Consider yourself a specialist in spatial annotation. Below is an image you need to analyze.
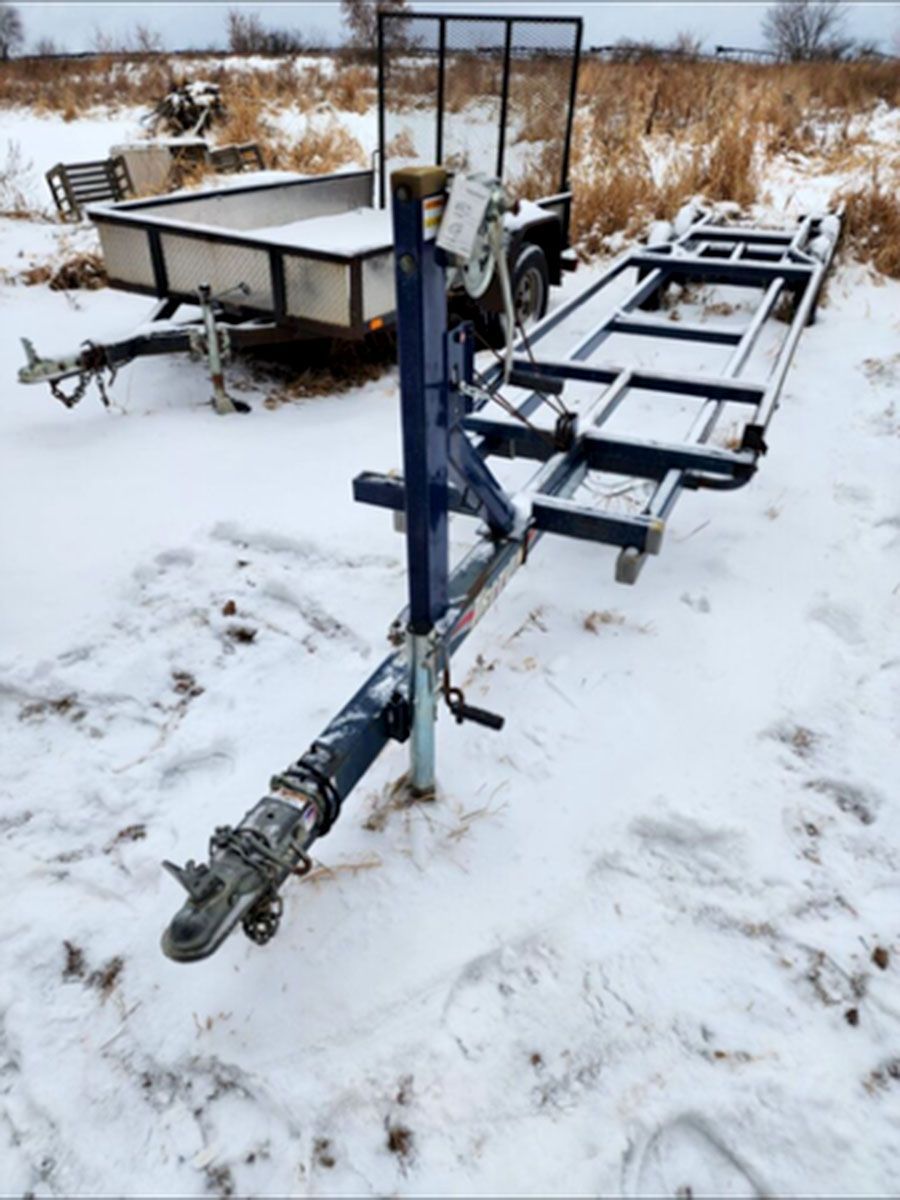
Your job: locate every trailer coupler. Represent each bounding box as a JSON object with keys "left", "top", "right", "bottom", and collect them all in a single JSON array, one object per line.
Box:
[
  {"left": 19, "top": 337, "right": 118, "bottom": 407},
  {"left": 162, "top": 753, "right": 341, "bottom": 961}
]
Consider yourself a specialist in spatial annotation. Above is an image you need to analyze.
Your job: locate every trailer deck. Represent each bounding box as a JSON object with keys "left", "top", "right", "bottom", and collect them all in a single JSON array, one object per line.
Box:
[{"left": 89, "top": 170, "right": 398, "bottom": 337}]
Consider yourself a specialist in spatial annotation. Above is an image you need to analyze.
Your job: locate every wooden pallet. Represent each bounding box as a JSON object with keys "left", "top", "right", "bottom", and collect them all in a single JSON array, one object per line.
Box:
[
  {"left": 208, "top": 143, "right": 265, "bottom": 174},
  {"left": 46, "top": 156, "right": 133, "bottom": 220}
]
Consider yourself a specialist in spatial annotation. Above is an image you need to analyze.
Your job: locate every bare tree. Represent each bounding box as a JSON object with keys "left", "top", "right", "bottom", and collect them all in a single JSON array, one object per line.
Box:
[
  {"left": 133, "top": 24, "right": 164, "bottom": 54},
  {"left": 264, "top": 27, "right": 306, "bottom": 54},
  {"left": 671, "top": 30, "right": 704, "bottom": 59},
  {"left": 762, "top": 0, "right": 853, "bottom": 61},
  {"left": 226, "top": 9, "right": 304, "bottom": 54},
  {"left": 340, "top": 0, "right": 408, "bottom": 51},
  {"left": 0, "top": 4, "right": 24, "bottom": 60},
  {"left": 608, "top": 38, "right": 664, "bottom": 64},
  {"left": 227, "top": 9, "right": 266, "bottom": 52},
  {"left": 91, "top": 27, "right": 119, "bottom": 53},
  {"left": 34, "top": 35, "right": 62, "bottom": 57}
]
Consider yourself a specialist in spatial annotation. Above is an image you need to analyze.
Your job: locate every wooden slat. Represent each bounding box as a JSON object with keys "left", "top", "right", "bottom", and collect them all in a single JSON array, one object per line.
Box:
[
  {"left": 65, "top": 159, "right": 111, "bottom": 171},
  {"left": 71, "top": 189, "right": 119, "bottom": 201}
]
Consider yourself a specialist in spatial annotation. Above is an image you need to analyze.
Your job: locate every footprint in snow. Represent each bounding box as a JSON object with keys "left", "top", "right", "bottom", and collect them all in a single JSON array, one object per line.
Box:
[
  {"left": 629, "top": 810, "right": 745, "bottom": 885},
  {"left": 441, "top": 939, "right": 559, "bottom": 1062},
  {"left": 807, "top": 601, "right": 865, "bottom": 647},
  {"left": 832, "top": 481, "right": 873, "bottom": 508},
  {"left": 872, "top": 515, "right": 900, "bottom": 551},
  {"left": 154, "top": 547, "right": 196, "bottom": 570},
  {"left": 804, "top": 778, "right": 881, "bottom": 826},
  {"left": 158, "top": 744, "right": 234, "bottom": 790},
  {"left": 680, "top": 592, "right": 711, "bottom": 614},
  {"left": 627, "top": 1113, "right": 769, "bottom": 1198}
]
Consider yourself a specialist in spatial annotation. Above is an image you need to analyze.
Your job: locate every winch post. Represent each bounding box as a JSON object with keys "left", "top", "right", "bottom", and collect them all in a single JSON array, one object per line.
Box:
[{"left": 392, "top": 166, "right": 451, "bottom": 796}]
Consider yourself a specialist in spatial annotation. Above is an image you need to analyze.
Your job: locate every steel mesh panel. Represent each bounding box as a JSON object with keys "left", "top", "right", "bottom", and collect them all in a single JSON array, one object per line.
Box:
[
  {"left": 380, "top": 14, "right": 579, "bottom": 201},
  {"left": 505, "top": 20, "right": 580, "bottom": 196},
  {"left": 443, "top": 19, "right": 505, "bottom": 176},
  {"left": 95, "top": 221, "right": 156, "bottom": 289},
  {"left": 283, "top": 254, "right": 351, "bottom": 326},
  {"left": 160, "top": 233, "right": 273, "bottom": 310}
]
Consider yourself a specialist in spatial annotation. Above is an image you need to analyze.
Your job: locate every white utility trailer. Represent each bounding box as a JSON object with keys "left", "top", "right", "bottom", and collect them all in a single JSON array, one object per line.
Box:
[{"left": 19, "top": 12, "right": 583, "bottom": 408}]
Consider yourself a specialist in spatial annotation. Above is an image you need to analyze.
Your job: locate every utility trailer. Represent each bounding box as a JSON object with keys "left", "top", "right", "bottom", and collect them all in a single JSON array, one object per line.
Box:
[
  {"left": 159, "top": 166, "right": 841, "bottom": 963},
  {"left": 19, "top": 12, "right": 582, "bottom": 411}
]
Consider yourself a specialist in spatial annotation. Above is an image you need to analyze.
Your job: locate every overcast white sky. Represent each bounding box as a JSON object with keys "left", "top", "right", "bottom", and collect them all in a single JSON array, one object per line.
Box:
[{"left": 15, "top": 1, "right": 900, "bottom": 54}]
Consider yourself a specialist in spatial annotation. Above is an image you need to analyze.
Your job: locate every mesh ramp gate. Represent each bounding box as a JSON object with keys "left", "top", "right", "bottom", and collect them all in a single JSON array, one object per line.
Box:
[{"left": 377, "top": 12, "right": 582, "bottom": 207}]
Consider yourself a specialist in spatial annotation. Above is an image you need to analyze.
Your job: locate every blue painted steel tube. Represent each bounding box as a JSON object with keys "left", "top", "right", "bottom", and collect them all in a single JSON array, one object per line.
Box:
[
  {"left": 392, "top": 170, "right": 450, "bottom": 634},
  {"left": 391, "top": 168, "right": 453, "bottom": 790}
]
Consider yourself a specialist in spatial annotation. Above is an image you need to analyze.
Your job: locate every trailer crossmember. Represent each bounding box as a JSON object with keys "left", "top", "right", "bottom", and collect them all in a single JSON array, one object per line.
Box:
[{"left": 160, "top": 168, "right": 839, "bottom": 963}]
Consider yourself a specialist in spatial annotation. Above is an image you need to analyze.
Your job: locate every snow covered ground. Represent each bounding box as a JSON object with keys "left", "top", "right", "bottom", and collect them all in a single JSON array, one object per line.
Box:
[{"left": 0, "top": 94, "right": 899, "bottom": 1199}]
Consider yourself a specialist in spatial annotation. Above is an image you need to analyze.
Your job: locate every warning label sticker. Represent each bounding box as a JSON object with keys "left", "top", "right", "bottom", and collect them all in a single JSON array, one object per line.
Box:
[
  {"left": 436, "top": 174, "right": 493, "bottom": 259},
  {"left": 423, "top": 194, "right": 445, "bottom": 241}
]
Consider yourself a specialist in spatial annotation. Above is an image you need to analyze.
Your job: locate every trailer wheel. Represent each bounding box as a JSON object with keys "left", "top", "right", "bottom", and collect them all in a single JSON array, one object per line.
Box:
[
  {"left": 512, "top": 243, "right": 549, "bottom": 327},
  {"left": 477, "top": 243, "right": 550, "bottom": 345}
]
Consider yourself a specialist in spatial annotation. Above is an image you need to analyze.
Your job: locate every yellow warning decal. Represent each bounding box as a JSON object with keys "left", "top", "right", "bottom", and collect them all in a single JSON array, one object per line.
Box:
[{"left": 423, "top": 195, "right": 445, "bottom": 241}]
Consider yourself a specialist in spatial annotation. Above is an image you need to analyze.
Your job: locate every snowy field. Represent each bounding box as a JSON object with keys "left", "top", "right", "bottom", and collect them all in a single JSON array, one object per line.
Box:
[{"left": 1, "top": 92, "right": 899, "bottom": 1198}]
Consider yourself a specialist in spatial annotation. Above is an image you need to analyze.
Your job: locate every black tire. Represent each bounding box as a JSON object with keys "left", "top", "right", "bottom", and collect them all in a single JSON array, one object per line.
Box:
[
  {"left": 477, "top": 242, "right": 550, "bottom": 346},
  {"left": 511, "top": 243, "right": 550, "bottom": 327}
]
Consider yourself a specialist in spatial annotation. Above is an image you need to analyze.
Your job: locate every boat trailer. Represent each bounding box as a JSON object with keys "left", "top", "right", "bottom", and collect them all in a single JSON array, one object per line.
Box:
[{"left": 161, "top": 165, "right": 840, "bottom": 962}]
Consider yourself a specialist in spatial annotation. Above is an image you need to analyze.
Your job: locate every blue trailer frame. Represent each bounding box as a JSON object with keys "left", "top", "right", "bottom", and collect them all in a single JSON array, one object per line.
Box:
[{"left": 161, "top": 167, "right": 839, "bottom": 963}]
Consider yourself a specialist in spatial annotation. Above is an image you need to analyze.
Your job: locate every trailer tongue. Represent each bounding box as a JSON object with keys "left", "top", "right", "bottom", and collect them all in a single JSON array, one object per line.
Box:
[{"left": 161, "top": 165, "right": 840, "bottom": 963}]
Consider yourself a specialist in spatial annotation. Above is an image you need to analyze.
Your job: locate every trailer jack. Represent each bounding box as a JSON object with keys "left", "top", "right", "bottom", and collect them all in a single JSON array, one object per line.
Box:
[{"left": 162, "top": 166, "right": 840, "bottom": 963}]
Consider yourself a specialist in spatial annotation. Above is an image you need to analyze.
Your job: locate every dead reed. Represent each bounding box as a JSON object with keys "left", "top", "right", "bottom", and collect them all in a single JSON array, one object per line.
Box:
[
  {"left": 838, "top": 171, "right": 900, "bottom": 278},
  {"left": 20, "top": 251, "right": 108, "bottom": 289},
  {"left": 0, "top": 50, "right": 897, "bottom": 275}
]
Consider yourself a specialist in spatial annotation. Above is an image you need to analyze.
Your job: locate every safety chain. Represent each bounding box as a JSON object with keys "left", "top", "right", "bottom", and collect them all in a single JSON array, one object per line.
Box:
[
  {"left": 49, "top": 342, "right": 116, "bottom": 409},
  {"left": 208, "top": 824, "right": 312, "bottom": 945},
  {"left": 209, "top": 824, "right": 312, "bottom": 881}
]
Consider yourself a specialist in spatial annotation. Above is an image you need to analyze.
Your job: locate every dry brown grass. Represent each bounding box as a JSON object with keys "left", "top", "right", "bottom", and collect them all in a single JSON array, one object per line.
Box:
[
  {"left": 254, "top": 329, "right": 397, "bottom": 408},
  {"left": 0, "top": 139, "right": 38, "bottom": 217},
  {"left": 216, "top": 75, "right": 276, "bottom": 146},
  {"left": 20, "top": 251, "right": 108, "bottom": 289},
  {"left": 515, "top": 57, "right": 900, "bottom": 254},
  {"left": 326, "top": 64, "right": 375, "bottom": 115},
  {"left": 0, "top": 52, "right": 377, "bottom": 119},
  {"left": 385, "top": 128, "right": 416, "bottom": 158},
  {"left": 1, "top": 50, "right": 897, "bottom": 270},
  {"left": 272, "top": 120, "right": 365, "bottom": 173},
  {"left": 517, "top": 111, "right": 760, "bottom": 257},
  {"left": 575, "top": 58, "right": 900, "bottom": 142},
  {"left": 2, "top": 50, "right": 895, "bottom": 127},
  {"left": 837, "top": 171, "right": 900, "bottom": 278},
  {"left": 213, "top": 74, "right": 366, "bottom": 175}
]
